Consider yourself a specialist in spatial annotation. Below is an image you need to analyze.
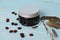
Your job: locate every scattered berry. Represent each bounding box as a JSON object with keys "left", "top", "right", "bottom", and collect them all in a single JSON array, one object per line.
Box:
[
  {"left": 15, "top": 13, "right": 17, "bottom": 15},
  {"left": 20, "top": 33, "right": 25, "bottom": 38},
  {"left": 12, "top": 12, "right": 15, "bottom": 14},
  {"left": 9, "top": 30, "right": 13, "bottom": 33},
  {"left": 16, "top": 18, "right": 19, "bottom": 20},
  {"left": 13, "top": 30, "right": 17, "bottom": 33},
  {"left": 17, "top": 27, "right": 22, "bottom": 30},
  {"left": 6, "top": 18, "right": 10, "bottom": 22},
  {"left": 11, "top": 22, "right": 15, "bottom": 25},
  {"left": 14, "top": 23, "right": 18, "bottom": 26},
  {"left": 5, "top": 27, "right": 9, "bottom": 30},
  {"left": 29, "top": 33, "right": 33, "bottom": 36}
]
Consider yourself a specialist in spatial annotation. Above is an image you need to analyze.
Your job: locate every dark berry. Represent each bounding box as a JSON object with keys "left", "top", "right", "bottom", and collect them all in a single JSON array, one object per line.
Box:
[
  {"left": 12, "top": 12, "right": 17, "bottom": 15},
  {"left": 13, "top": 30, "right": 17, "bottom": 33},
  {"left": 12, "top": 12, "right": 15, "bottom": 14},
  {"left": 17, "top": 27, "right": 22, "bottom": 30},
  {"left": 6, "top": 18, "right": 10, "bottom": 22},
  {"left": 15, "top": 13, "right": 17, "bottom": 15},
  {"left": 20, "top": 33, "right": 25, "bottom": 38},
  {"left": 16, "top": 18, "right": 19, "bottom": 20},
  {"left": 9, "top": 30, "right": 13, "bottom": 33},
  {"left": 14, "top": 23, "right": 18, "bottom": 26},
  {"left": 29, "top": 33, "right": 33, "bottom": 36},
  {"left": 5, "top": 27, "right": 9, "bottom": 30},
  {"left": 11, "top": 22, "right": 14, "bottom": 25}
]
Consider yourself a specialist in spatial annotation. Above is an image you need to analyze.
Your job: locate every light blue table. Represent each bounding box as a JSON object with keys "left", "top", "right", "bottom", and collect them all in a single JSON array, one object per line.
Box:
[{"left": 0, "top": 0, "right": 60, "bottom": 40}]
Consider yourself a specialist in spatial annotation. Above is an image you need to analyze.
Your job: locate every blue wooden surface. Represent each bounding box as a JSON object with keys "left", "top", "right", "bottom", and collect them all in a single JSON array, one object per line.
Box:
[{"left": 0, "top": 0, "right": 60, "bottom": 40}]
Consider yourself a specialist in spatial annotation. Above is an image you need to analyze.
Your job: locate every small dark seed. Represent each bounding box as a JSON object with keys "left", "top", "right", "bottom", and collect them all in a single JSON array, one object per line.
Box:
[
  {"left": 29, "top": 33, "right": 33, "bottom": 36},
  {"left": 14, "top": 23, "right": 18, "bottom": 26},
  {"left": 6, "top": 18, "right": 10, "bottom": 22},
  {"left": 12, "top": 12, "right": 17, "bottom": 15},
  {"left": 13, "top": 30, "right": 17, "bottom": 33},
  {"left": 11, "top": 22, "right": 15, "bottom": 25},
  {"left": 15, "top": 13, "right": 17, "bottom": 15},
  {"left": 16, "top": 18, "right": 19, "bottom": 20},
  {"left": 12, "top": 12, "right": 15, "bottom": 14},
  {"left": 17, "top": 27, "right": 22, "bottom": 30},
  {"left": 9, "top": 30, "right": 13, "bottom": 33},
  {"left": 20, "top": 33, "right": 25, "bottom": 38},
  {"left": 5, "top": 27, "right": 9, "bottom": 30}
]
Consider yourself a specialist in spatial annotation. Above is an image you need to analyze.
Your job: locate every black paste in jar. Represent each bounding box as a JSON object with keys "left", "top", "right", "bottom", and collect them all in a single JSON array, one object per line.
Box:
[{"left": 19, "top": 15, "right": 40, "bottom": 26}]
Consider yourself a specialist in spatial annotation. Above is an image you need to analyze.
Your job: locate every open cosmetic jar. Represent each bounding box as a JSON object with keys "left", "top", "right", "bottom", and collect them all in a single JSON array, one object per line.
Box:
[{"left": 18, "top": 6, "right": 40, "bottom": 26}]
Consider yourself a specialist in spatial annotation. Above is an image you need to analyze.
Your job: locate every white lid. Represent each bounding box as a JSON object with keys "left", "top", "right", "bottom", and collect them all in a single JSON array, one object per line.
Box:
[{"left": 19, "top": 6, "right": 39, "bottom": 18}]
